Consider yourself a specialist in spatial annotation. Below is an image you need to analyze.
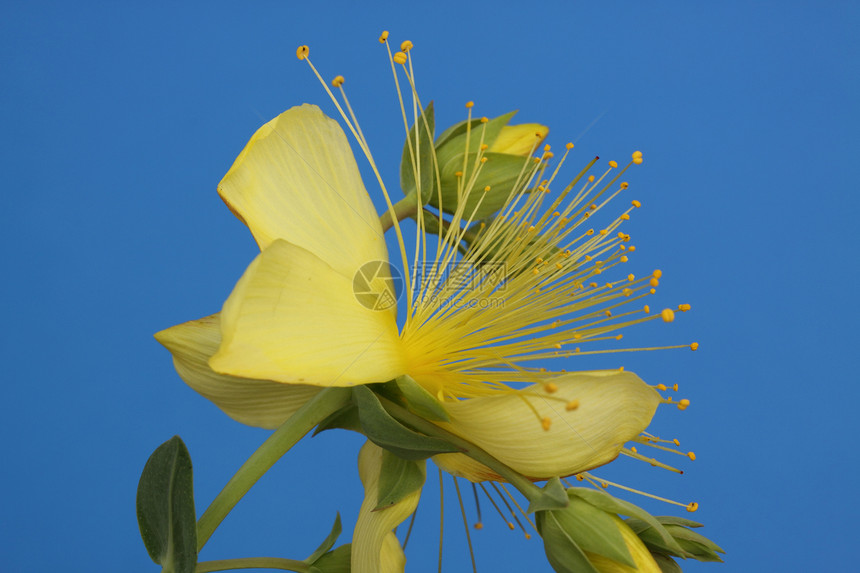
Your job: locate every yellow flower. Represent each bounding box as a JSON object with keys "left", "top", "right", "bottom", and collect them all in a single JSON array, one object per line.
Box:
[{"left": 157, "top": 101, "right": 683, "bottom": 482}]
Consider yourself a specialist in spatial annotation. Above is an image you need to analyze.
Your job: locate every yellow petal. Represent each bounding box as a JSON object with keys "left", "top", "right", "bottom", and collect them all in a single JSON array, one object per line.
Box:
[
  {"left": 210, "top": 239, "right": 405, "bottom": 386},
  {"left": 489, "top": 123, "right": 550, "bottom": 156},
  {"left": 352, "top": 442, "right": 422, "bottom": 573},
  {"left": 218, "top": 103, "right": 388, "bottom": 278},
  {"left": 586, "top": 516, "right": 661, "bottom": 573},
  {"left": 154, "top": 314, "right": 321, "bottom": 429},
  {"left": 432, "top": 370, "right": 661, "bottom": 481}
]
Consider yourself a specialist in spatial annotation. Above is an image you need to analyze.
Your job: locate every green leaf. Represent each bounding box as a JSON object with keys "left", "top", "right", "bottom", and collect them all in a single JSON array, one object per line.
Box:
[
  {"left": 311, "top": 544, "right": 352, "bottom": 573},
  {"left": 393, "top": 375, "right": 449, "bottom": 421},
  {"left": 549, "top": 497, "right": 636, "bottom": 567},
  {"left": 664, "top": 524, "right": 725, "bottom": 561},
  {"left": 136, "top": 436, "right": 197, "bottom": 573},
  {"left": 526, "top": 477, "right": 569, "bottom": 513},
  {"left": 568, "top": 488, "right": 684, "bottom": 555},
  {"left": 400, "top": 101, "right": 436, "bottom": 204},
  {"left": 352, "top": 386, "right": 460, "bottom": 460},
  {"left": 305, "top": 513, "right": 343, "bottom": 564},
  {"left": 435, "top": 117, "right": 482, "bottom": 148},
  {"left": 375, "top": 450, "right": 427, "bottom": 510},
  {"left": 535, "top": 511, "right": 600, "bottom": 573}
]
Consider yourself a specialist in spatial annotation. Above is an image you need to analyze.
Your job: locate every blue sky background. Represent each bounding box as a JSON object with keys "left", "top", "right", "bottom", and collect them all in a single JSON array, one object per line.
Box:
[{"left": 2, "top": 1, "right": 858, "bottom": 571}]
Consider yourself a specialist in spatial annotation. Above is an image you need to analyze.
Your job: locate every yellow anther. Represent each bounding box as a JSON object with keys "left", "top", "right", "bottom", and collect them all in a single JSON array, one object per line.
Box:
[
  {"left": 690, "top": 342, "right": 699, "bottom": 351},
  {"left": 632, "top": 199, "right": 642, "bottom": 208},
  {"left": 480, "top": 157, "right": 488, "bottom": 163},
  {"left": 628, "top": 245, "right": 636, "bottom": 252},
  {"left": 632, "top": 150, "right": 644, "bottom": 165},
  {"left": 554, "top": 340, "right": 562, "bottom": 346},
  {"left": 508, "top": 522, "right": 515, "bottom": 530},
  {"left": 644, "top": 305, "right": 651, "bottom": 313},
  {"left": 545, "top": 382, "right": 558, "bottom": 393},
  {"left": 666, "top": 396, "right": 673, "bottom": 403},
  {"left": 590, "top": 204, "right": 598, "bottom": 210},
  {"left": 604, "top": 310, "right": 612, "bottom": 317},
  {"left": 652, "top": 269, "right": 663, "bottom": 279},
  {"left": 532, "top": 268, "right": 540, "bottom": 275},
  {"left": 631, "top": 446, "right": 638, "bottom": 453},
  {"left": 454, "top": 171, "right": 463, "bottom": 177},
  {"left": 565, "top": 399, "right": 580, "bottom": 411},
  {"left": 622, "top": 234, "right": 631, "bottom": 242},
  {"left": 673, "top": 438, "right": 681, "bottom": 446},
  {"left": 686, "top": 502, "right": 699, "bottom": 512},
  {"left": 677, "top": 398, "right": 690, "bottom": 411},
  {"left": 465, "top": 101, "right": 474, "bottom": 108},
  {"left": 589, "top": 282, "right": 598, "bottom": 288},
  {"left": 608, "top": 160, "right": 618, "bottom": 168},
  {"left": 661, "top": 308, "right": 675, "bottom": 323},
  {"left": 621, "top": 213, "right": 630, "bottom": 220},
  {"left": 296, "top": 45, "right": 309, "bottom": 60},
  {"left": 586, "top": 229, "right": 594, "bottom": 236},
  {"left": 543, "top": 144, "right": 551, "bottom": 152},
  {"left": 620, "top": 245, "right": 627, "bottom": 251},
  {"left": 672, "top": 383, "right": 679, "bottom": 391},
  {"left": 656, "top": 383, "right": 667, "bottom": 391},
  {"left": 687, "top": 451, "right": 696, "bottom": 461},
  {"left": 331, "top": 75, "right": 345, "bottom": 88},
  {"left": 541, "top": 417, "right": 552, "bottom": 431},
  {"left": 543, "top": 151, "right": 554, "bottom": 159},
  {"left": 400, "top": 40, "right": 413, "bottom": 52},
  {"left": 679, "top": 303, "right": 692, "bottom": 312},
  {"left": 620, "top": 255, "right": 629, "bottom": 263},
  {"left": 393, "top": 51, "right": 408, "bottom": 64},
  {"left": 480, "top": 143, "right": 489, "bottom": 150},
  {"left": 566, "top": 142, "right": 574, "bottom": 150},
  {"left": 650, "top": 288, "right": 656, "bottom": 294},
  {"left": 474, "top": 522, "right": 484, "bottom": 530},
  {"left": 576, "top": 474, "right": 584, "bottom": 481},
  {"left": 627, "top": 273, "right": 635, "bottom": 282},
  {"left": 573, "top": 333, "right": 582, "bottom": 339},
  {"left": 616, "top": 334, "right": 623, "bottom": 340},
  {"left": 483, "top": 185, "right": 491, "bottom": 192},
  {"left": 599, "top": 229, "right": 608, "bottom": 235},
  {"left": 553, "top": 211, "right": 560, "bottom": 217},
  {"left": 623, "top": 288, "right": 633, "bottom": 296},
  {"left": 480, "top": 117, "right": 489, "bottom": 123},
  {"left": 378, "top": 31, "right": 389, "bottom": 43},
  {"left": 620, "top": 182, "right": 629, "bottom": 190},
  {"left": 650, "top": 278, "right": 660, "bottom": 287}
]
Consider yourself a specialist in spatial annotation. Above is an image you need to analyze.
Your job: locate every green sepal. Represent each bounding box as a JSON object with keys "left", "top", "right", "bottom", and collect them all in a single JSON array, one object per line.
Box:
[
  {"left": 375, "top": 450, "right": 427, "bottom": 510},
  {"left": 136, "top": 436, "right": 197, "bottom": 573},
  {"left": 310, "top": 543, "right": 351, "bottom": 573},
  {"left": 435, "top": 117, "right": 482, "bottom": 149},
  {"left": 392, "top": 375, "right": 449, "bottom": 421},
  {"left": 313, "top": 404, "right": 362, "bottom": 435},
  {"left": 655, "top": 515, "right": 705, "bottom": 528},
  {"left": 551, "top": 496, "right": 636, "bottom": 567},
  {"left": 352, "top": 386, "right": 460, "bottom": 460},
  {"left": 400, "top": 101, "right": 436, "bottom": 204},
  {"left": 526, "top": 477, "right": 569, "bottom": 513},
  {"left": 304, "top": 513, "right": 343, "bottom": 564},
  {"left": 434, "top": 110, "right": 517, "bottom": 170},
  {"left": 652, "top": 553, "right": 683, "bottom": 573},
  {"left": 535, "top": 510, "right": 600, "bottom": 573},
  {"left": 625, "top": 518, "right": 725, "bottom": 561},
  {"left": 436, "top": 151, "right": 535, "bottom": 219},
  {"left": 567, "top": 488, "right": 685, "bottom": 555}
]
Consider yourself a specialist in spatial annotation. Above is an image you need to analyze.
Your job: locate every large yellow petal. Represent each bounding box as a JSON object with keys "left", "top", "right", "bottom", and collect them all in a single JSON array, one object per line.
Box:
[
  {"left": 218, "top": 104, "right": 388, "bottom": 278},
  {"left": 432, "top": 370, "right": 661, "bottom": 481},
  {"left": 210, "top": 239, "right": 405, "bottom": 386},
  {"left": 352, "top": 442, "right": 421, "bottom": 573},
  {"left": 154, "top": 314, "right": 321, "bottom": 429}
]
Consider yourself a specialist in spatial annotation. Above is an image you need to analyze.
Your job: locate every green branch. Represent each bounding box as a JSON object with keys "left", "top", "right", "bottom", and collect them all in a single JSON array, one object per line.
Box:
[
  {"left": 195, "top": 557, "right": 313, "bottom": 572},
  {"left": 196, "top": 387, "right": 352, "bottom": 551}
]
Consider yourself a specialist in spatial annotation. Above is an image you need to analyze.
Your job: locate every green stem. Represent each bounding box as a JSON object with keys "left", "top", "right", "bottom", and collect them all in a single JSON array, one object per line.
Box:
[
  {"left": 196, "top": 387, "right": 352, "bottom": 551},
  {"left": 379, "top": 194, "right": 419, "bottom": 231},
  {"left": 195, "top": 557, "right": 312, "bottom": 572},
  {"left": 378, "top": 396, "right": 544, "bottom": 502}
]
